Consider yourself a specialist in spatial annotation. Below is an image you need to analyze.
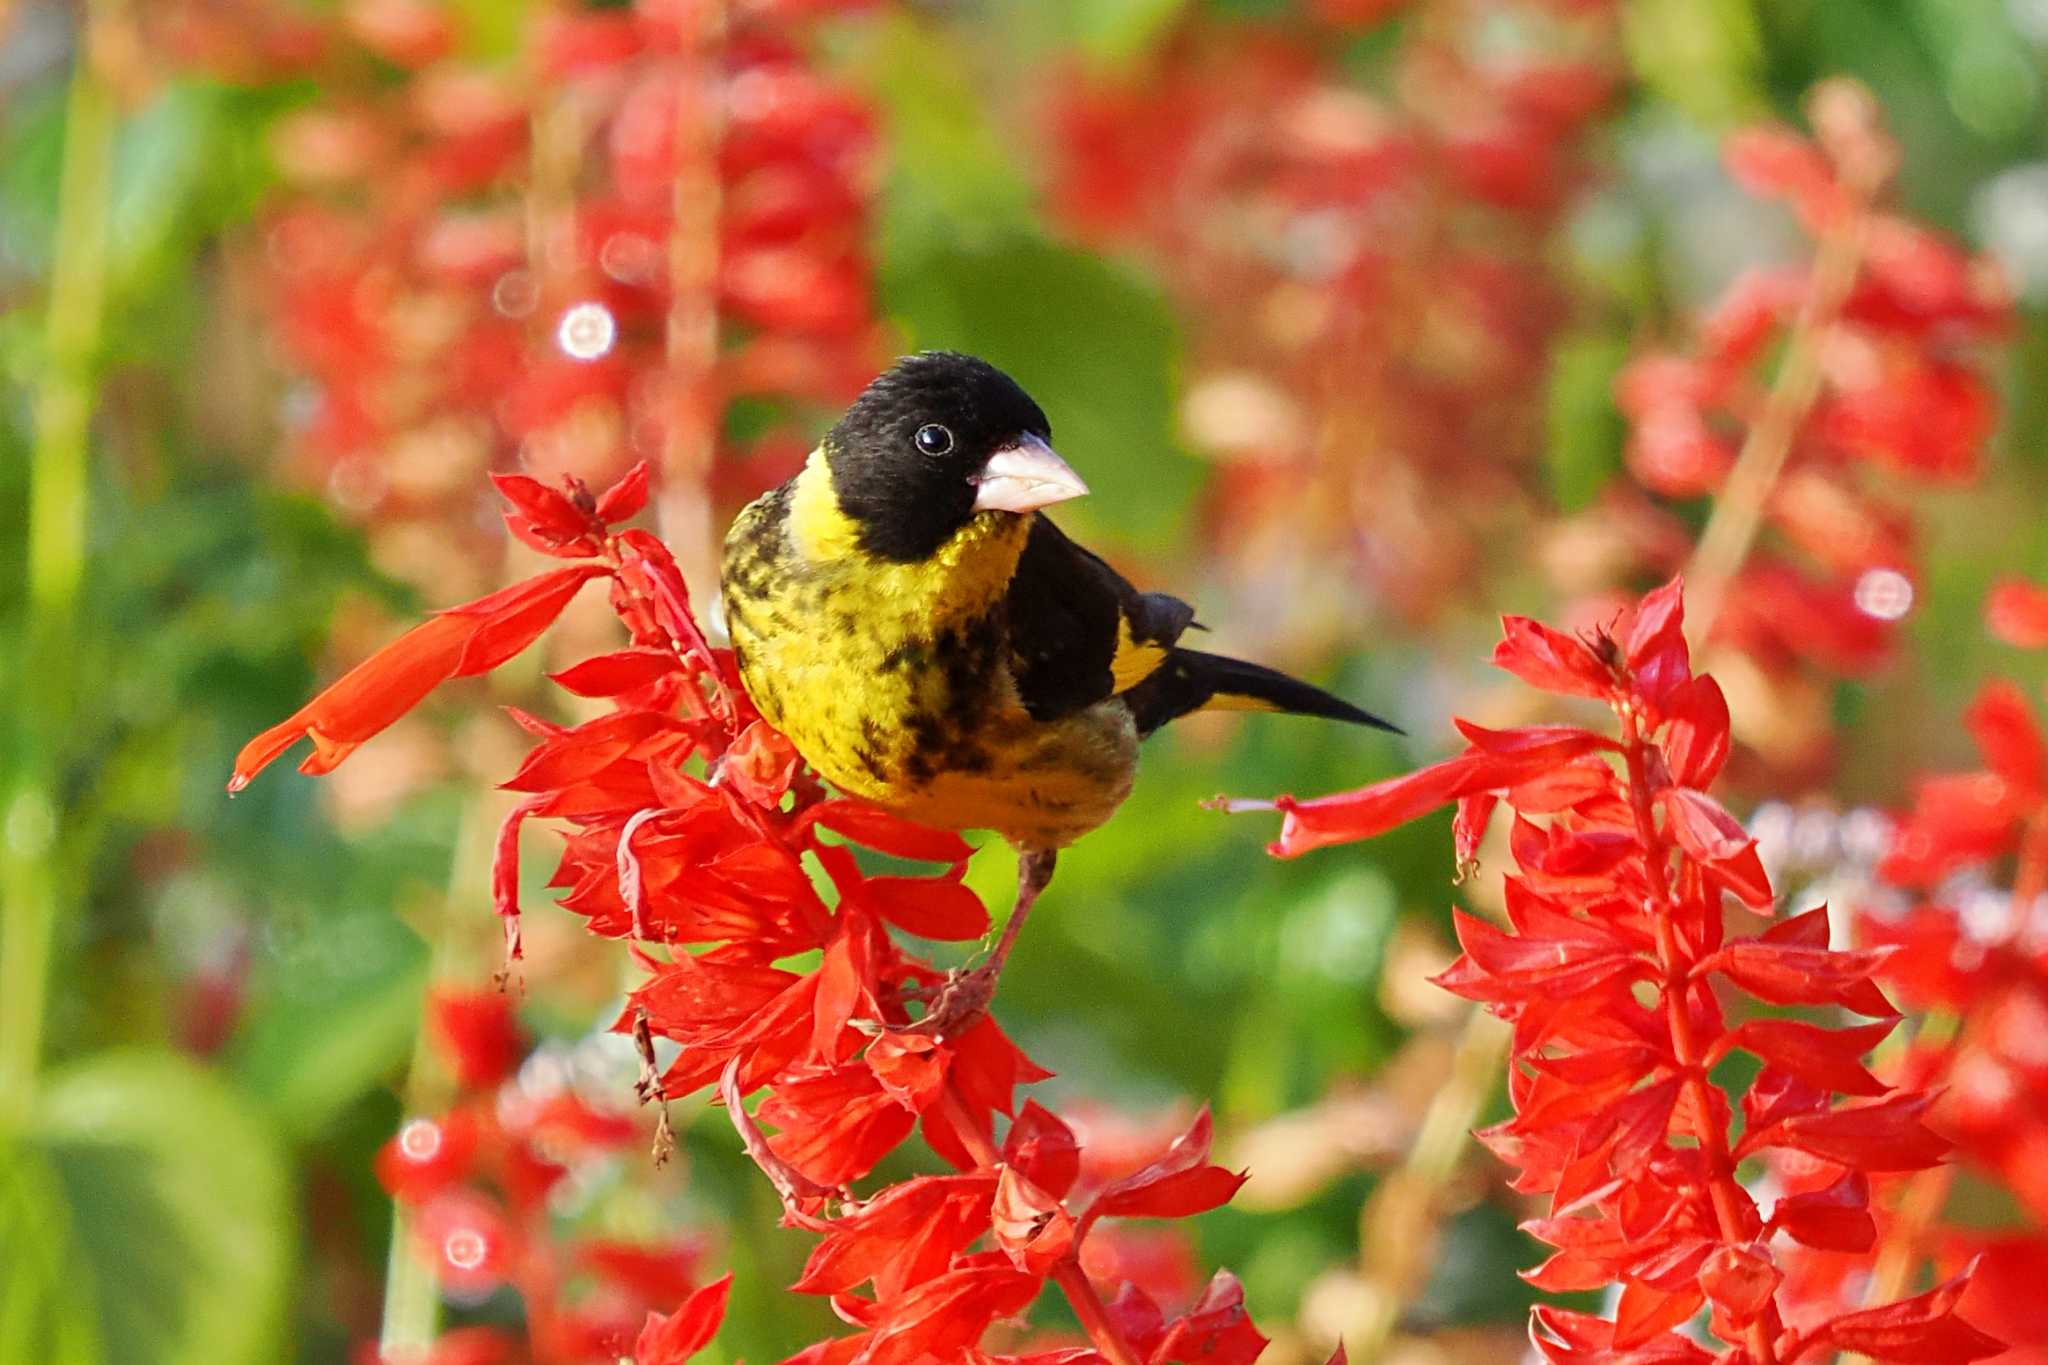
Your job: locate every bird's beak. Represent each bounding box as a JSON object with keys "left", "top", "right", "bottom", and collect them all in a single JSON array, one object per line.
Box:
[{"left": 970, "top": 433, "right": 1089, "bottom": 514}]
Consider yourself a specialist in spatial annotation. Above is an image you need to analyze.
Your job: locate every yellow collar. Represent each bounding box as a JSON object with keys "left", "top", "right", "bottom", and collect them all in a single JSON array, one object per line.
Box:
[{"left": 786, "top": 446, "right": 1029, "bottom": 621}]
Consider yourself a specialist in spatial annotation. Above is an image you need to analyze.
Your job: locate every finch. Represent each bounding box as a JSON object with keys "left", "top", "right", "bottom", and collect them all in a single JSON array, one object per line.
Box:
[{"left": 721, "top": 351, "right": 1394, "bottom": 1032}]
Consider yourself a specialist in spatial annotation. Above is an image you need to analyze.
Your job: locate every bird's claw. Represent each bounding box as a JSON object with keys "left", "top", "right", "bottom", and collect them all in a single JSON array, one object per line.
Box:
[{"left": 887, "top": 965, "right": 997, "bottom": 1041}]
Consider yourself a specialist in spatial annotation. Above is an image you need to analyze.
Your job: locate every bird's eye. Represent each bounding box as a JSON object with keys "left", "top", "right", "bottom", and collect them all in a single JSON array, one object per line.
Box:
[{"left": 914, "top": 423, "right": 954, "bottom": 457}]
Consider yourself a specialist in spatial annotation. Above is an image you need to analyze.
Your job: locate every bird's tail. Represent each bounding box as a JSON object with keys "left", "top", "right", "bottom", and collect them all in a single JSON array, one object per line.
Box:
[{"left": 1127, "top": 648, "right": 1400, "bottom": 737}]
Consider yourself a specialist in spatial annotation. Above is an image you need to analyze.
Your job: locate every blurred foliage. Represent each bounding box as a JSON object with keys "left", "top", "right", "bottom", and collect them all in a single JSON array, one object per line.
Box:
[{"left": 3, "top": 0, "right": 2048, "bottom": 1360}]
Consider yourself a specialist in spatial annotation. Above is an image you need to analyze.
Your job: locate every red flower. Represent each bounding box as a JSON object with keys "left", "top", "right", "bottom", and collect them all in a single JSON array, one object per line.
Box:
[
  {"left": 240, "top": 460, "right": 1271, "bottom": 1364},
  {"left": 427, "top": 989, "right": 527, "bottom": 1092},
  {"left": 1880, "top": 679, "right": 2048, "bottom": 889},
  {"left": 1231, "top": 578, "right": 1996, "bottom": 1357},
  {"left": 633, "top": 1275, "right": 733, "bottom": 1365},
  {"left": 230, "top": 563, "right": 608, "bottom": 789},
  {"left": 1988, "top": 576, "right": 2048, "bottom": 650}
]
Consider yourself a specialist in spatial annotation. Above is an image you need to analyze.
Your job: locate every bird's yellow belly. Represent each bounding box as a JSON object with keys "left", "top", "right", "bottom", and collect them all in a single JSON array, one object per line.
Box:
[
  {"left": 859, "top": 704, "right": 1138, "bottom": 850},
  {"left": 729, "top": 603, "right": 1136, "bottom": 849}
]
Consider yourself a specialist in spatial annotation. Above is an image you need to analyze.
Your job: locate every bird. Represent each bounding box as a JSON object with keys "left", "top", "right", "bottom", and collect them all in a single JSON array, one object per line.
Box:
[{"left": 720, "top": 350, "right": 1396, "bottom": 1035}]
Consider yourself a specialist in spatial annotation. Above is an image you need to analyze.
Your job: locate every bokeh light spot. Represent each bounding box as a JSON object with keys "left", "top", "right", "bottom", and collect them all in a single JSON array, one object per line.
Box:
[
  {"left": 397, "top": 1117, "right": 443, "bottom": 1162},
  {"left": 444, "top": 1227, "right": 488, "bottom": 1271},
  {"left": 1853, "top": 567, "right": 1914, "bottom": 621},
  {"left": 556, "top": 301, "right": 617, "bottom": 361}
]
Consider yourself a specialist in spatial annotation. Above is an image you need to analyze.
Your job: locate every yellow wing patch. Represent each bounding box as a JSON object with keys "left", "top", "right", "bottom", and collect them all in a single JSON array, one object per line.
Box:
[{"left": 1110, "top": 617, "right": 1170, "bottom": 692}]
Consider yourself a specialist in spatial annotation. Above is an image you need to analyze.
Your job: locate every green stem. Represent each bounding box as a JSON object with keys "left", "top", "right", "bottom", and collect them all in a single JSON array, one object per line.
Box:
[
  {"left": 376, "top": 795, "right": 496, "bottom": 1356},
  {"left": 0, "top": 11, "right": 118, "bottom": 1129}
]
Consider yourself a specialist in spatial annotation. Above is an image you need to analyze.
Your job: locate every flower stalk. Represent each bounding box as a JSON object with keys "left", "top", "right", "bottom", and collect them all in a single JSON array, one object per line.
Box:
[
  {"left": 1684, "top": 79, "right": 1892, "bottom": 643},
  {"left": 1237, "top": 579, "right": 2000, "bottom": 1360},
  {"left": 1622, "top": 707, "right": 1782, "bottom": 1365},
  {"left": 0, "top": 3, "right": 118, "bottom": 1126}
]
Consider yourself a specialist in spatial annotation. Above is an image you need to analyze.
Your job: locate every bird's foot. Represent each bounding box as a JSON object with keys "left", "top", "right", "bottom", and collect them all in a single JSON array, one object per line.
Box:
[
  {"left": 887, "top": 964, "right": 999, "bottom": 1041},
  {"left": 883, "top": 849, "right": 1056, "bottom": 1042}
]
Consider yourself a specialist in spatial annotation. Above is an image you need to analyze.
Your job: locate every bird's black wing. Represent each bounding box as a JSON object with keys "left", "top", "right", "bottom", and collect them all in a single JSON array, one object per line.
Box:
[{"left": 1004, "top": 515, "right": 1196, "bottom": 722}]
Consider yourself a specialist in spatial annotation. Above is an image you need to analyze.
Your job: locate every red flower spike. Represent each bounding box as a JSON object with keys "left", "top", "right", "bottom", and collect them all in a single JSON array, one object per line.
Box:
[
  {"left": 1225, "top": 577, "right": 1987, "bottom": 1357},
  {"left": 229, "top": 565, "right": 607, "bottom": 790},
  {"left": 226, "top": 16, "right": 1261, "bottom": 1358},
  {"left": 633, "top": 1274, "right": 733, "bottom": 1365}
]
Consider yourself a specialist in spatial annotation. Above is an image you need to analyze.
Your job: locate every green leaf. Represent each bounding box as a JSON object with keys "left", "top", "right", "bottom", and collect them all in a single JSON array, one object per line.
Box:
[
  {"left": 108, "top": 87, "right": 222, "bottom": 291},
  {"left": 0, "top": 1140, "right": 102, "bottom": 1365},
  {"left": 861, "top": 12, "right": 1036, "bottom": 249},
  {"left": 0, "top": 1050, "right": 294, "bottom": 1365},
  {"left": 1543, "top": 332, "right": 1630, "bottom": 512},
  {"left": 881, "top": 232, "right": 1202, "bottom": 554}
]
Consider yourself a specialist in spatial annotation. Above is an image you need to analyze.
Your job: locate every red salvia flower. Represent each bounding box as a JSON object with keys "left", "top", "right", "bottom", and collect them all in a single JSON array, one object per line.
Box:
[
  {"left": 368, "top": 957, "right": 718, "bottom": 1365},
  {"left": 1880, "top": 679, "right": 2048, "bottom": 891},
  {"left": 1231, "top": 577, "right": 2002, "bottom": 1362},
  {"left": 241, "top": 466, "right": 1275, "bottom": 1362},
  {"left": 633, "top": 1276, "right": 733, "bottom": 1365}
]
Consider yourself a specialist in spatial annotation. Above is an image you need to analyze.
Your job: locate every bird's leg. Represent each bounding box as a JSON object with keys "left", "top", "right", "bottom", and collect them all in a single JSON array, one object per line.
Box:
[{"left": 893, "top": 849, "right": 1056, "bottom": 1040}]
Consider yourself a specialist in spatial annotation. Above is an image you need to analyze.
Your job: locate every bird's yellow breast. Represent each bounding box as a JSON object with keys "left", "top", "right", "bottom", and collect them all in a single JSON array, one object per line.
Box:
[{"left": 721, "top": 452, "right": 1138, "bottom": 849}]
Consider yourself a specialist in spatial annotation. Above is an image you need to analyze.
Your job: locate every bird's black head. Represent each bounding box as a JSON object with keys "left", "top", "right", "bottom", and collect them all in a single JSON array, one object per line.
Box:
[{"left": 821, "top": 351, "right": 1087, "bottom": 562}]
